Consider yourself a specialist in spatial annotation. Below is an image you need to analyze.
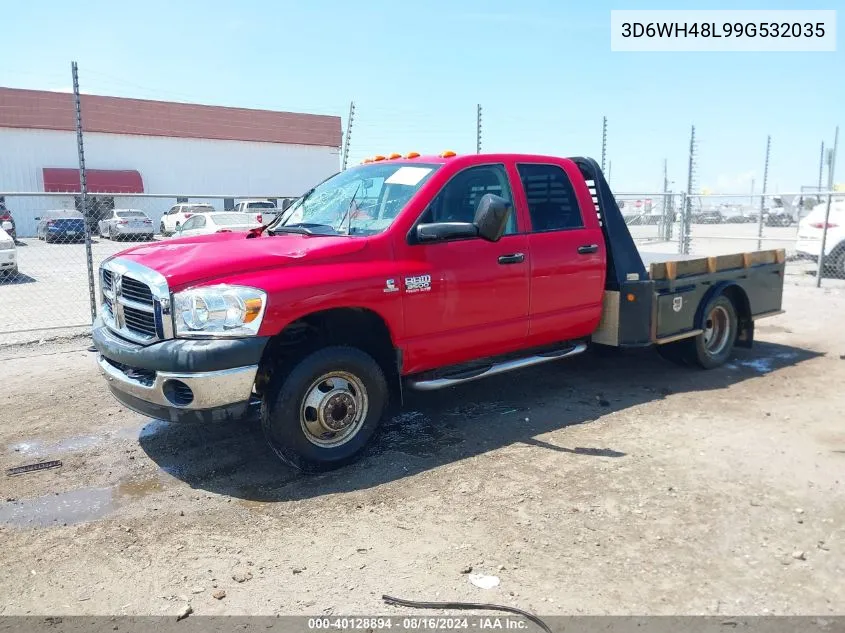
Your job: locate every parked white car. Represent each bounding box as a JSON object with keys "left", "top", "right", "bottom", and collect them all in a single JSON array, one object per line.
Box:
[
  {"left": 159, "top": 203, "right": 216, "bottom": 236},
  {"left": 233, "top": 199, "right": 279, "bottom": 225},
  {"left": 173, "top": 212, "right": 261, "bottom": 238},
  {"left": 98, "top": 209, "right": 154, "bottom": 240},
  {"left": 0, "top": 221, "right": 17, "bottom": 277},
  {"left": 796, "top": 199, "right": 845, "bottom": 276}
]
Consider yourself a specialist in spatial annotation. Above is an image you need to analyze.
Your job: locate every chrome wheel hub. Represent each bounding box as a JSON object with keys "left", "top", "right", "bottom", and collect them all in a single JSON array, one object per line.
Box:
[
  {"left": 703, "top": 305, "right": 730, "bottom": 356},
  {"left": 300, "top": 371, "right": 368, "bottom": 447}
]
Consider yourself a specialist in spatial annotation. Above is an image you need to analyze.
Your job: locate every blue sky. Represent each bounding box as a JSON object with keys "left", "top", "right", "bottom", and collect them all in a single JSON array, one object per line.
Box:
[{"left": 2, "top": 0, "right": 841, "bottom": 194}]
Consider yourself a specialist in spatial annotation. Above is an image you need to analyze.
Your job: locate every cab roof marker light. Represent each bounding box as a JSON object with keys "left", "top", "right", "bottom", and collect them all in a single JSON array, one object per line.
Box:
[
  {"left": 388, "top": 153, "right": 402, "bottom": 159},
  {"left": 439, "top": 150, "right": 457, "bottom": 158},
  {"left": 373, "top": 155, "right": 386, "bottom": 162},
  {"left": 405, "top": 152, "right": 420, "bottom": 159}
]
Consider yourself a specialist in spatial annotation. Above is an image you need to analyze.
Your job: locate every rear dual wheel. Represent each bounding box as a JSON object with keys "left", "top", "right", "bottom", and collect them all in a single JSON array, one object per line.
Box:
[{"left": 657, "top": 295, "right": 738, "bottom": 369}]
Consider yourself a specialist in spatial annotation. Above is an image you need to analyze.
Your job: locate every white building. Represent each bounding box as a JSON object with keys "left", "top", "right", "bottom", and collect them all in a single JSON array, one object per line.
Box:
[{"left": 0, "top": 87, "right": 342, "bottom": 236}]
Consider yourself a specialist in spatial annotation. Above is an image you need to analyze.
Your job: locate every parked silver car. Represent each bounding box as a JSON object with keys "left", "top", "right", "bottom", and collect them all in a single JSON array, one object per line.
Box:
[{"left": 98, "top": 209, "right": 154, "bottom": 240}]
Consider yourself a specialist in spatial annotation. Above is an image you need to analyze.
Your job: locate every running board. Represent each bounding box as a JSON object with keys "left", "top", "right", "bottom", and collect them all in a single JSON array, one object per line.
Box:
[{"left": 406, "top": 342, "right": 588, "bottom": 391}]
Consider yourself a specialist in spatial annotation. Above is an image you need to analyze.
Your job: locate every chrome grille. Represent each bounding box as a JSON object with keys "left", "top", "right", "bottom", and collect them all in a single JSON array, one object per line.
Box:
[
  {"left": 123, "top": 305, "right": 157, "bottom": 338},
  {"left": 100, "top": 258, "right": 172, "bottom": 344},
  {"left": 121, "top": 277, "right": 154, "bottom": 305}
]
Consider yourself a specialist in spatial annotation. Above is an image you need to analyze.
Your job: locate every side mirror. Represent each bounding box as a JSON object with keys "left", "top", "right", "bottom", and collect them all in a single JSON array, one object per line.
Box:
[
  {"left": 416, "top": 222, "right": 478, "bottom": 242},
  {"left": 34, "top": 217, "right": 41, "bottom": 221},
  {"left": 1, "top": 221, "right": 12, "bottom": 232},
  {"left": 474, "top": 193, "right": 512, "bottom": 242}
]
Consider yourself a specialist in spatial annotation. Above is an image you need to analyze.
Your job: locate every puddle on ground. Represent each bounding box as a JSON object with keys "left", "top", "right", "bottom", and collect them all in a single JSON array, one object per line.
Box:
[
  {"left": 0, "top": 487, "right": 114, "bottom": 528},
  {"left": 378, "top": 410, "right": 464, "bottom": 457},
  {"left": 1, "top": 473, "right": 170, "bottom": 528},
  {"left": 728, "top": 351, "right": 800, "bottom": 374},
  {"left": 116, "top": 476, "right": 165, "bottom": 499},
  {"left": 9, "top": 435, "right": 102, "bottom": 458},
  {"left": 8, "top": 420, "right": 173, "bottom": 459}
]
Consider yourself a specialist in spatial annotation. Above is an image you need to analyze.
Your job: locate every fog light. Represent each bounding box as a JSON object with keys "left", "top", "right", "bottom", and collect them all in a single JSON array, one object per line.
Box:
[{"left": 163, "top": 379, "right": 194, "bottom": 407}]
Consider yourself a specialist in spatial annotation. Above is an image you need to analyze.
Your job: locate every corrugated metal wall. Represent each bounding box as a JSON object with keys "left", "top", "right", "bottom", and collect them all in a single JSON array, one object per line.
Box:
[{"left": 0, "top": 128, "right": 340, "bottom": 236}]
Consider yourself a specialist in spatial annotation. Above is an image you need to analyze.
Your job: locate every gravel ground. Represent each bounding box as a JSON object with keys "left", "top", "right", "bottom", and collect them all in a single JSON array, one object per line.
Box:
[{"left": 0, "top": 284, "right": 843, "bottom": 617}]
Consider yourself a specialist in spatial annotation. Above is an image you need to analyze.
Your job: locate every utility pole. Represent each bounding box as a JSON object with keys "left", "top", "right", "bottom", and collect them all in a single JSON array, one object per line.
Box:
[
  {"left": 756, "top": 135, "right": 771, "bottom": 251},
  {"left": 341, "top": 101, "right": 355, "bottom": 171},
  {"left": 817, "top": 125, "right": 839, "bottom": 287},
  {"left": 662, "top": 158, "right": 672, "bottom": 241},
  {"left": 818, "top": 141, "right": 826, "bottom": 193},
  {"left": 683, "top": 125, "right": 696, "bottom": 254},
  {"left": 476, "top": 104, "right": 483, "bottom": 154},
  {"left": 601, "top": 116, "right": 608, "bottom": 173},
  {"left": 72, "top": 61, "right": 97, "bottom": 327}
]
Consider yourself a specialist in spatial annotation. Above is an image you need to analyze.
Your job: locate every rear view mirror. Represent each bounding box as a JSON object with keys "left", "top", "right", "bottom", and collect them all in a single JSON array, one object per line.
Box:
[{"left": 474, "top": 194, "right": 512, "bottom": 242}]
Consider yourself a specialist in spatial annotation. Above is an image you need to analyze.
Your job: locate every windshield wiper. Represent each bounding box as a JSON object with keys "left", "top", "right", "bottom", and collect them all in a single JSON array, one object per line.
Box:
[
  {"left": 248, "top": 187, "right": 317, "bottom": 238},
  {"left": 269, "top": 222, "right": 337, "bottom": 236}
]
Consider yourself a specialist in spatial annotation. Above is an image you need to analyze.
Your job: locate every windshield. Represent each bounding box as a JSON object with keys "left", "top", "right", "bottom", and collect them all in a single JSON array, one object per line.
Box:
[
  {"left": 117, "top": 210, "right": 146, "bottom": 218},
  {"left": 247, "top": 202, "right": 277, "bottom": 209},
  {"left": 187, "top": 205, "right": 215, "bottom": 213},
  {"left": 214, "top": 213, "right": 259, "bottom": 226},
  {"left": 273, "top": 163, "right": 440, "bottom": 236}
]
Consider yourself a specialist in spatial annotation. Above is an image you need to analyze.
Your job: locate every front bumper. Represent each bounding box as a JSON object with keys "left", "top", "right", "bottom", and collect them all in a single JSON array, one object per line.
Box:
[
  {"left": 113, "top": 225, "right": 153, "bottom": 235},
  {"left": 93, "top": 317, "right": 269, "bottom": 423}
]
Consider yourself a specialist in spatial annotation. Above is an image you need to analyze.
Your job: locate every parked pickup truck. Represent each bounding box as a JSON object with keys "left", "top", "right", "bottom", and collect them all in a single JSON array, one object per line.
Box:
[
  {"left": 93, "top": 153, "right": 786, "bottom": 472},
  {"left": 233, "top": 199, "right": 279, "bottom": 225}
]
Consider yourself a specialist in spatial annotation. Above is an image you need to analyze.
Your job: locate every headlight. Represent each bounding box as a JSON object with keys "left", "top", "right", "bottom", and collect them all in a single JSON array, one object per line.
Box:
[
  {"left": 0, "top": 239, "right": 13, "bottom": 250},
  {"left": 173, "top": 285, "right": 266, "bottom": 338}
]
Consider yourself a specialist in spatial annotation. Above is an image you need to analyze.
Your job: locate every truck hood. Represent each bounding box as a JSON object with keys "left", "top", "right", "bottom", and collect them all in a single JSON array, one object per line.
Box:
[{"left": 113, "top": 232, "right": 368, "bottom": 289}]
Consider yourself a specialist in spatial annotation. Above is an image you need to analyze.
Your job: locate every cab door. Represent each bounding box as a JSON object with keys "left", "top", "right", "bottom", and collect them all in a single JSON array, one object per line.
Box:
[
  {"left": 396, "top": 163, "right": 530, "bottom": 374},
  {"left": 513, "top": 160, "right": 607, "bottom": 346}
]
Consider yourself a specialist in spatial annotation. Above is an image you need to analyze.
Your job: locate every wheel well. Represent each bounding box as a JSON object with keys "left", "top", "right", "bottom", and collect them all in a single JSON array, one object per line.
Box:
[
  {"left": 720, "top": 285, "right": 753, "bottom": 349},
  {"left": 256, "top": 308, "right": 400, "bottom": 404}
]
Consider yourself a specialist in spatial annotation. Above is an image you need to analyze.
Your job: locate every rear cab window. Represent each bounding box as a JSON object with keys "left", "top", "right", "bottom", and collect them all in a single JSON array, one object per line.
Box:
[{"left": 516, "top": 163, "right": 584, "bottom": 232}]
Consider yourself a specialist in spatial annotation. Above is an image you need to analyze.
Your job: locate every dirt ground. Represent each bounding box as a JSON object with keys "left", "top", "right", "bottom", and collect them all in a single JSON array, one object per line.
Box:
[{"left": 0, "top": 283, "right": 843, "bottom": 617}]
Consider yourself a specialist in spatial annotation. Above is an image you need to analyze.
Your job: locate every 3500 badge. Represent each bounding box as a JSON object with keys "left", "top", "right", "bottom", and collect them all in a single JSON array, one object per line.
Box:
[{"left": 404, "top": 274, "right": 432, "bottom": 293}]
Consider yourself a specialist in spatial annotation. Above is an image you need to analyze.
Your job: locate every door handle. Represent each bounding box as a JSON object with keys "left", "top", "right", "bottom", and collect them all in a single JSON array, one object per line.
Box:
[
  {"left": 577, "top": 244, "right": 599, "bottom": 255},
  {"left": 498, "top": 253, "right": 525, "bottom": 265}
]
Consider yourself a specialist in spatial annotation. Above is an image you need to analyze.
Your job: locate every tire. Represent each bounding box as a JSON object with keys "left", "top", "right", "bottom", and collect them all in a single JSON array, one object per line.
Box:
[
  {"left": 159, "top": 222, "right": 166, "bottom": 237},
  {"left": 689, "top": 295, "right": 738, "bottom": 369},
  {"left": 108, "top": 226, "right": 114, "bottom": 241},
  {"left": 261, "top": 346, "right": 389, "bottom": 473},
  {"left": 657, "top": 294, "right": 738, "bottom": 369}
]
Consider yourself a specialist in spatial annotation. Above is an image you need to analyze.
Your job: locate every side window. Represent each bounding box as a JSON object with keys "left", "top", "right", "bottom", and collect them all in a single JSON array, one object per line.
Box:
[
  {"left": 181, "top": 217, "right": 196, "bottom": 230},
  {"left": 195, "top": 216, "right": 207, "bottom": 228},
  {"left": 419, "top": 164, "right": 517, "bottom": 235},
  {"left": 517, "top": 163, "right": 583, "bottom": 232},
  {"left": 168, "top": 206, "right": 178, "bottom": 216}
]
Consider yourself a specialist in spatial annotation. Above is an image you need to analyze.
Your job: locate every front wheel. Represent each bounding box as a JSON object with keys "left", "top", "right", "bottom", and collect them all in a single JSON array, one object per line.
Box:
[{"left": 261, "top": 346, "right": 388, "bottom": 473}]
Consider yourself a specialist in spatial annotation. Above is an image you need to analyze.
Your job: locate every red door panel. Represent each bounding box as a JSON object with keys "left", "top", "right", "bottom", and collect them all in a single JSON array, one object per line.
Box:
[
  {"left": 399, "top": 234, "right": 530, "bottom": 374},
  {"left": 511, "top": 160, "right": 607, "bottom": 347},
  {"left": 526, "top": 229, "right": 606, "bottom": 345}
]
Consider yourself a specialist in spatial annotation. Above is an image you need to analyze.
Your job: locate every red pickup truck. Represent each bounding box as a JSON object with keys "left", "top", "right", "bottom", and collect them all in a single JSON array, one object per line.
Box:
[{"left": 94, "top": 153, "right": 785, "bottom": 472}]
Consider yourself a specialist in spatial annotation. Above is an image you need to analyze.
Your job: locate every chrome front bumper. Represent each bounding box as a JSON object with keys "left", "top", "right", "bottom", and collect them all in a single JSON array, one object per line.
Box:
[{"left": 98, "top": 355, "right": 258, "bottom": 411}]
